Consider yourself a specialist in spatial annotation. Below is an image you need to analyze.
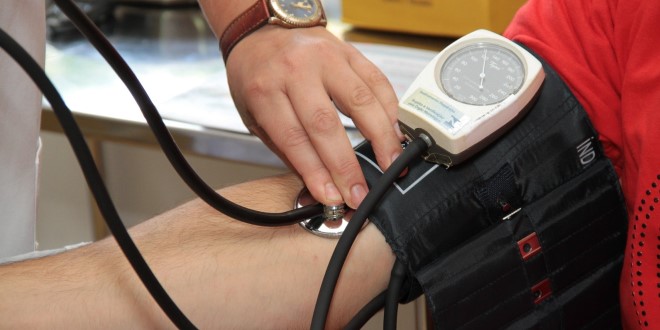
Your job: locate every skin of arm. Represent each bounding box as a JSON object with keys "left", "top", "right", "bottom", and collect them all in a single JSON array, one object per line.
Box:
[
  {"left": 0, "top": 174, "right": 395, "bottom": 329},
  {"left": 197, "top": 0, "right": 405, "bottom": 210}
]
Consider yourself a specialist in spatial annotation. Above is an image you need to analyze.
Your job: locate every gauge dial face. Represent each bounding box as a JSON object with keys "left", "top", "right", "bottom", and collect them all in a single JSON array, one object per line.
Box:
[
  {"left": 440, "top": 42, "right": 525, "bottom": 106},
  {"left": 271, "top": 0, "right": 323, "bottom": 25}
]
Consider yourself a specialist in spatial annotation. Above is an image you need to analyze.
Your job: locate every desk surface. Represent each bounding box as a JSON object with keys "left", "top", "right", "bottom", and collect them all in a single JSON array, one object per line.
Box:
[{"left": 42, "top": 0, "right": 450, "bottom": 167}]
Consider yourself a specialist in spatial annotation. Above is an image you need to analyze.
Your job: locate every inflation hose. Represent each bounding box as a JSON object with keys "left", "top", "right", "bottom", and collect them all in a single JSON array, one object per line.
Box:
[
  {"left": 345, "top": 290, "right": 386, "bottom": 330},
  {"left": 384, "top": 260, "right": 407, "bottom": 330},
  {"left": 344, "top": 259, "right": 407, "bottom": 330}
]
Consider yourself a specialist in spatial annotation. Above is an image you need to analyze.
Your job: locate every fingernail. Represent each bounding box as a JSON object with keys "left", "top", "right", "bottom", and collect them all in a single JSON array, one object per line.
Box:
[
  {"left": 351, "top": 184, "right": 367, "bottom": 208},
  {"left": 393, "top": 122, "right": 405, "bottom": 140},
  {"left": 325, "top": 183, "right": 342, "bottom": 204}
]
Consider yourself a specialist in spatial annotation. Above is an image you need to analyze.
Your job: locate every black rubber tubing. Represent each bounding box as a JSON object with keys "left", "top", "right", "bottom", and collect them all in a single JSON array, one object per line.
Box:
[
  {"left": 310, "top": 137, "right": 429, "bottom": 330},
  {"left": 0, "top": 27, "right": 197, "bottom": 330}
]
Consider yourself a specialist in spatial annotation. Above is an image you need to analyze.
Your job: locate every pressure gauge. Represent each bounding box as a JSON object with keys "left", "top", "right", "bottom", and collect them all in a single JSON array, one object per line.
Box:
[
  {"left": 440, "top": 43, "right": 525, "bottom": 106},
  {"left": 398, "top": 29, "right": 545, "bottom": 167}
]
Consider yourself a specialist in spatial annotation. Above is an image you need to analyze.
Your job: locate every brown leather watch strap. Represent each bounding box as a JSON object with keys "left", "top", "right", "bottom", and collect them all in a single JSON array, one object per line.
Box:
[{"left": 219, "top": 0, "right": 269, "bottom": 62}]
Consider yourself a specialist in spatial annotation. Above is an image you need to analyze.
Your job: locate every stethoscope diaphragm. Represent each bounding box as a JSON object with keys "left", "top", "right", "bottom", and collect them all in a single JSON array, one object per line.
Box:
[{"left": 294, "top": 188, "right": 368, "bottom": 238}]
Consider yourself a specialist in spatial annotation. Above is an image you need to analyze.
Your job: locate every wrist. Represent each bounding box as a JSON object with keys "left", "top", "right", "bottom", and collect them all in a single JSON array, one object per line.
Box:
[{"left": 206, "top": 0, "right": 327, "bottom": 61}]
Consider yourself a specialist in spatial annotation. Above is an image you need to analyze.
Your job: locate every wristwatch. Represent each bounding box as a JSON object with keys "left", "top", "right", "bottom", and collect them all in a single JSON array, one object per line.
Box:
[{"left": 220, "top": 0, "right": 327, "bottom": 61}]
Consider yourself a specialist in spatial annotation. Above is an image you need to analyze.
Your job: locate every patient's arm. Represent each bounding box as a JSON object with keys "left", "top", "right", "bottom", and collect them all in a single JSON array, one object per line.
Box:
[{"left": 0, "top": 174, "right": 395, "bottom": 329}]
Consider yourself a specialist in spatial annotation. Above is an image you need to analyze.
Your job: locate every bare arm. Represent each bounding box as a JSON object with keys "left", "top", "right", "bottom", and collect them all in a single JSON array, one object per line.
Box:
[{"left": 0, "top": 174, "right": 394, "bottom": 329}]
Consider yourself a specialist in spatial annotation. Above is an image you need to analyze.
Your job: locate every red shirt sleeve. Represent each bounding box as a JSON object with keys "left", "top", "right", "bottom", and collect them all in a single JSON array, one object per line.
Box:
[{"left": 504, "top": 0, "right": 660, "bottom": 328}]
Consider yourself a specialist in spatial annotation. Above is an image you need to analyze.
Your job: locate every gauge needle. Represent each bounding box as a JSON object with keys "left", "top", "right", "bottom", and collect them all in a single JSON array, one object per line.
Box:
[
  {"left": 292, "top": 1, "right": 312, "bottom": 10},
  {"left": 479, "top": 49, "right": 487, "bottom": 90}
]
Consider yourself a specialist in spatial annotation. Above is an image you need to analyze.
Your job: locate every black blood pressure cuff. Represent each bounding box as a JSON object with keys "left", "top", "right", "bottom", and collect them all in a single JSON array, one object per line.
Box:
[{"left": 354, "top": 48, "right": 628, "bottom": 329}]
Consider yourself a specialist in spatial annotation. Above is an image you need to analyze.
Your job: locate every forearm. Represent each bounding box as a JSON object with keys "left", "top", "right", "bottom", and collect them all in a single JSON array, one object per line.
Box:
[
  {"left": 0, "top": 238, "right": 148, "bottom": 327},
  {"left": 0, "top": 174, "right": 395, "bottom": 328}
]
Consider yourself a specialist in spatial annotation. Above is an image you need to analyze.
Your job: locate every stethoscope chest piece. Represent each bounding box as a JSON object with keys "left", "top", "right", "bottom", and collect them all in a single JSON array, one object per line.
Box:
[{"left": 294, "top": 188, "right": 367, "bottom": 238}]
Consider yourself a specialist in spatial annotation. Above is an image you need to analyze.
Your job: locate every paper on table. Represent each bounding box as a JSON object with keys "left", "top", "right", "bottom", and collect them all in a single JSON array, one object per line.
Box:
[{"left": 45, "top": 40, "right": 437, "bottom": 137}]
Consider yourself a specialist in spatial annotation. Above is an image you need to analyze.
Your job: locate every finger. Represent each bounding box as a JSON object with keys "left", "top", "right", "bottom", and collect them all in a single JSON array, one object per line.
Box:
[
  {"left": 324, "top": 63, "right": 404, "bottom": 174},
  {"left": 286, "top": 78, "right": 369, "bottom": 209},
  {"left": 246, "top": 91, "right": 346, "bottom": 207},
  {"left": 345, "top": 45, "right": 404, "bottom": 140}
]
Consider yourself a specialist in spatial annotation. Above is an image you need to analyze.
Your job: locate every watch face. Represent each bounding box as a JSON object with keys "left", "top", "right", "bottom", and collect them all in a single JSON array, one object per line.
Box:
[
  {"left": 440, "top": 42, "right": 526, "bottom": 106},
  {"left": 269, "top": 0, "right": 323, "bottom": 26}
]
